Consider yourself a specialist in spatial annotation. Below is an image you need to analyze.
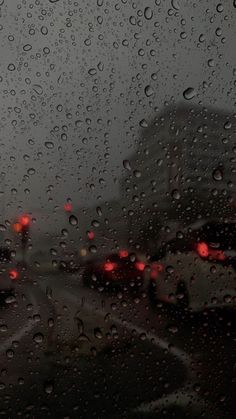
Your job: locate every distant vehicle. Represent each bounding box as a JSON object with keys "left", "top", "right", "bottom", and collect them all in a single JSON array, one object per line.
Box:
[
  {"left": 148, "top": 222, "right": 236, "bottom": 311},
  {"left": 0, "top": 247, "right": 19, "bottom": 295},
  {"left": 83, "top": 250, "right": 146, "bottom": 291}
]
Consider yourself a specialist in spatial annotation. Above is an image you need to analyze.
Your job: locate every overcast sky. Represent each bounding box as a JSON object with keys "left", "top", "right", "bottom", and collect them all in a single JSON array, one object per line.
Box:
[{"left": 0, "top": 0, "right": 235, "bottom": 221}]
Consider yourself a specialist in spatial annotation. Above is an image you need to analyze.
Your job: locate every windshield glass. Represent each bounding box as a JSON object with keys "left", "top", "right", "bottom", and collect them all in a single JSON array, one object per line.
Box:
[{"left": 0, "top": 1, "right": 235, "bottom": 418}]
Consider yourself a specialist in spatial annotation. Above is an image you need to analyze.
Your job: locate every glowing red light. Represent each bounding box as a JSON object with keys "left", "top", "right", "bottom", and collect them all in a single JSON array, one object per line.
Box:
[
  {"left": 19, "top": 215, "right": 30, "bottom": 226},
  {"left": 64, "top": 203, "right": 72, "bottom": 212},
  {"left": 150, "top": 262, "right": 164, "bottom": 279},
  {"left": 119, "top": 249, "right": 128, "bottom": 258},
  {"left": 196, "top": 242, "right": 209, "bottom": 258},
  {"left": 87, "top": 231, "right": 95, "bottom": 240},
  {"left": 12, "top": 222, "right": 22, "bottom": 233},
  {"left": 9, "top": 269, "right": 19, "bottom": 280},
  {"left": 104, "top": 262, "right": 116, "bottom": 272},
  {"left": 211, "top": 249, "right": 225, "bottom": 261},
  {"left": 135, "top": 261, "right": 145, "bottom": 271}
]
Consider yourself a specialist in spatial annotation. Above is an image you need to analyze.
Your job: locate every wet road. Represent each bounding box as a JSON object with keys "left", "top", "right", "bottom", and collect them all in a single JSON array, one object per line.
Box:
[{"left": 0, "top": 268, "right": 235, "bottom": 418}]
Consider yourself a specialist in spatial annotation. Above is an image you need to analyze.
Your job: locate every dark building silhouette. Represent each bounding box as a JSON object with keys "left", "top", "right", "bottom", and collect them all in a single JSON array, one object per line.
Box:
[{"left": 120, "top": 103, "right": 236, "bottom": 250}]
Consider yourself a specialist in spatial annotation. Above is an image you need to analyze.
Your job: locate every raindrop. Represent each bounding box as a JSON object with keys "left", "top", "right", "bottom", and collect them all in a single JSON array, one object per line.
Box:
[
  {"left": 6, "top": 349, "right": 14, "bottom": 359},
  {"left": 27, "top": 168, "right": 36, "bottom": 175},
  {"left": 46, "top": 286, "right": 52, "bottom": 299},
  {"left": 89, "top": 245, "right": 97, "bottom": 254},
  {"left": 144, "top": 7, "right": 153, "bottom": 20},
  {"left": 44, "top": 380, "right": 54, "bottom": 394},
  {"left": 171, "top": 189, "right": 181, "bottom": 200},
  {"left": 224, "top": 121, "right": 232, "bottom": 130},
  {"left": 45, "top": 141, "right": 54, "bottom": 149},
  {"left": 123, "top": 159, "right": 131, "bottom": 171},
  {"left": 212, "top": 168, "right": 223, "bottom": 181},
  {"left": 41, "top": 26, "right": 48, "bottom": 35},
  {"left": 139, "top": 119, "right": 148, "bottom": 128},
  {"left": 133, "top": 170, "right": 141, "bottom": 178},
  {"left": 5, "top": 295, "right": 16, "bottom": 304},
  {"left": 144, "top": 85, "right": 154, "bottom": 97},
  {"left": 0, "top": 324, "right": 7, "bottom": 332},
  {"left": 96, "top": 206, "right": 102, "bottom": 216},
  {"left": 183, "top": 87, "right": 196, "bottom": 100},
  {"left": 23, "top": 44, "right": 32, "bottom": 51},
  {"left": 171, "top": 0, "right": 180, "bottom": 10},
  {"left": 88, "top": 68, "right": 97, "bottom": 76},
  {"left": 32, "top": 84, "right": 43, "bottom": 95},
  {"left": 8, "top": 63, "right": 15, "bottom": 71},
  {"left": 33, "top": 333, "right": 44, "bottom": 343},
  {"left": 94, "top": 327, "right": 103, "bottom": 339},
  {"left": 69, "top": 215, "right": 78, "bottom": 226}
]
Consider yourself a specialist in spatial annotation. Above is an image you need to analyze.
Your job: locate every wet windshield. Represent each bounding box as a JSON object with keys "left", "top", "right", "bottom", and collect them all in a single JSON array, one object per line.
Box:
[{"left": 0, "top": 1, "right": 235, "bottom": 418}]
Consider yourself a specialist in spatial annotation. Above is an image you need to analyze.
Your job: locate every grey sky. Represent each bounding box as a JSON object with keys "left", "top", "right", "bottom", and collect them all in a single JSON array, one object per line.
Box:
[{"left": 0, "top": 0, "right": 235, "bottom": 221}]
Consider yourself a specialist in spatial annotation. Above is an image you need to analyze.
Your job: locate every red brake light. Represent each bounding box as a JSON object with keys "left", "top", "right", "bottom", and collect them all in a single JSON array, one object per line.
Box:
[
  {"left": 9, "top": 269, "right": 19, "bottom": 280},
  {"left": 19, "top": 215, "right": 30, "bottom": 226},
  {"left": 119, "top": 249, "right": 128, "bottom": 258},
  {"left": 196, "top": 242, "right": 209, "bottom": 258},
  {"left": 64, "top": 203, "right": 72, "bottom": 212},
  {"left": 87, "top": 231, "right": 95, "bottom": 240},
  {"left": 150, "top": 263, "right": 164, "bottom": 280},
  {"left": 135, "top": 262, "right": 145, "bottom": 271},
  {"left": 104, "top": 262, "right": 116, "bottom": 272},
  {"left": 12, "top": 222, "right": 22, "bottom": 233}
]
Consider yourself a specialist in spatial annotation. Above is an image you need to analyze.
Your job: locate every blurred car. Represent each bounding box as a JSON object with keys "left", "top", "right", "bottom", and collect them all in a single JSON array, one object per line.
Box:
[
  {"left": 148, "top": 221, "right": 236, "bottom": 311},
  {"left": 0, "top": 247, "right": 19, "bottom": 295},
  {"left": 83, "top": 250, "right": 146, "bottom": 291}
]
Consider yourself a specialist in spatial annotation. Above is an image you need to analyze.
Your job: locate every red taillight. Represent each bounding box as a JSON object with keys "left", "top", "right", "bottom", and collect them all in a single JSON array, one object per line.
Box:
[
  {"left": 9, "top": 269, "right": 19, "bottom": 280},
  {"left": 150, "top": 263, "right": 164, "bottom": 280},
  {"left": 196, "top": 242, "right": 226, "bottom": 261},
  {"left": 119, "top": 249, "right": 128, "bottom": 258},
  {"left": 64, "top": 203, "right": 72, "bottom": 212},
  {"left": 135, "top": 262, "right": 145, "bottom": 271},
  {"left": 12, "top": 222, "right": 22, "bottom": 233},
  {"left": 19, "top": 215, "right": 30, "bottom": 226},
  {"left": 104, "top": 262, "right": 117, "bottom": 272},
  {"left": 196, "top": 242, "right": 209, "bottom": 258},
  {"left": 87, "top": 231, "right": 95, "bottom": 240}
]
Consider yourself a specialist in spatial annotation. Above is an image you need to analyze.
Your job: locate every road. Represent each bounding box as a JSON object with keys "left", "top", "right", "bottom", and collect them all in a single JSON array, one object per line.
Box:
[{"left": 0, "top": 267, "right": 235, "bottom": 418}]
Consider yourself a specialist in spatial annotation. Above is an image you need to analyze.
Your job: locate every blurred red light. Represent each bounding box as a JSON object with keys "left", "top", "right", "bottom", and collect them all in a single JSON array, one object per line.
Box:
[
  {"left": 87, "top": 231, "right": 95, "bottom": 240},
  {"left": 196, "top": 242, "right": 209, "bottom": 258},
  {"left": 150, "top": 263, "right": 164, "bottom": 280},
  {"left": 119, "top": 250, "right": 128, "bottom": 258},
  {"left": 104, "top": 262, "right": 116, "bottom": 272},
  {"left": 13, "top": 222, "right": 22, "bottom": 233},
  {"left": 135, "top": 262, "right": 145, "bottom": 271},
  {"left": 9, "top": 269, "right": 19, "bottom": 280},
  {"left": 64, "top": 203, "right": 72, "bottom": 212},
  {"left": 19, "top": 215, "right": 30, "bottom": 226}
]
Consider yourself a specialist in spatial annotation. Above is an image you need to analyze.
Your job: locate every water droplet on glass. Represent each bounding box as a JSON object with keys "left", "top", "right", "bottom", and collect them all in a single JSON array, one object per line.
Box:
[
  {"left": 144, "top": 85, "right": 154, "bottom": 97},
  {"left": 144, "top": 7, "right": 153, "bottom": 20},
  {"left": 45, "top": 141, "right": 54, "bottom": 149},
  {"left": 44, "top": 380, "right": 54, "bottom": 394},
  {"left": 69, "top": 215, "right": 78, "bottom": 226},
  {"left": 33, "top": 333, "right": 44, "bottom": 344},
  {"left": 5, "top": 295, "right": 16, "bottom": 304},
  {"left": 123, "top": 159, "right": 131, "bottom": 171},
  {"left": 89, "top": 245, "right": 97, "bottom": 254},
  {"left": 94, "top": 327, "right": 103, "bottom": 339},
  {"left": 32, "top": 84, "right": 43, "bottom": 95},
  {"left": 183, "top": 87, "right": 196, "bottom": 100},
  {"left": 171, "top": 0, "right": 180, "bottom": 10},
  {"left": 171, "top": 189, "right": 181, "bottom": 200},
  {"left": 139, "top": 119, "right": 148, "bottom": 128},
  {"left": 212, "top": 168, "right": 223, "bottom": 181}
]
